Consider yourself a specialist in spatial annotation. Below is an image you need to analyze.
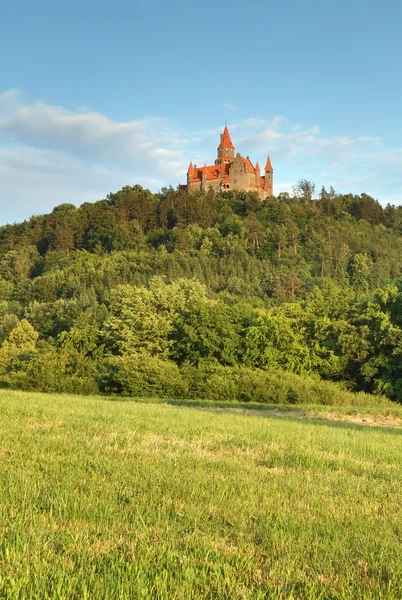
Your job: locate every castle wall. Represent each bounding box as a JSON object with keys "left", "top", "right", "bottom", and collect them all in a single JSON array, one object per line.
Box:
[
  {"left": 188, "top": 180, "right": 221, "bottom": 194},
  {"left": 188, "top": 179, "right": 269, "bottom": 198},
  {"left": 204, "top": 181, "right": 221, "bottom": 193}
]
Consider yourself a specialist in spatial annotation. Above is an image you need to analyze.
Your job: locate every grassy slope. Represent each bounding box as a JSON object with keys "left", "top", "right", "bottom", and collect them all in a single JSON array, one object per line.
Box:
[{"left": 1, "top": 391, "right": 402, "bottom": 599}]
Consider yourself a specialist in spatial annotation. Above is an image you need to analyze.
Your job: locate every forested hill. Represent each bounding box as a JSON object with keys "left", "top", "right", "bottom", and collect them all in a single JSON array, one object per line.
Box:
[{"left": 1, "top": 184, "right": 402, "bottom": 402}]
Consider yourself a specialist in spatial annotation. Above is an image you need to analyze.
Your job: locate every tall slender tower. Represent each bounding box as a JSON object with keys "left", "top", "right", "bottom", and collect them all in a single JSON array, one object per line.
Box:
[
  {"left": 255, "top": 162, "right": 261, "bottom": 188},
  {"left": 215, "top": 125, "right": 235, "bottom": 165},
  {"left": 187, "top": 161, "right": 195, "bottom": 185},
  {"left": 264, "top": 155, "right": 274, "bottom": 196}
]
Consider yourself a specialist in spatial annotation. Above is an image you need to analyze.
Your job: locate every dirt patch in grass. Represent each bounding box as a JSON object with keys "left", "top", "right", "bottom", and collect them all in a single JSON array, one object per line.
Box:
[
  {"left": 316, "top": 411, "right": 402, "bottom": 428},
  {"left": 175, "top": 405, "right": 402, "bottom": 429}
]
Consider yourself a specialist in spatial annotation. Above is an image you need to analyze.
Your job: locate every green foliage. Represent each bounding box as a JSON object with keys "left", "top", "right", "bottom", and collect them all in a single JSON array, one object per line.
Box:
[
  {"left": 0, "top": 313, "right": 20, "bottom": 345},
  {"left": 0, "top": 245, "right": 39, "bottom": 283},
  {"left": 22, "top": 350, "right": 99, "bottom": 395},
  {"left": 1, "top": 184, "right": 402, "bottom": 402},
  {"left": 0, "top": 319, "right": 39, "bottom": 388},
  {"left": 245, "top": 304, "right": 338, "bottom": 377},
  {"left": 0, "top": 277, "right": 13, "bottom": 301},
  {"left": 103, "top": 277, "right": 208, "bottom": 358},
  {"left": 170, "top": 300, "right": 240, "bottom": 366},
  {"left": 182, "top": 363, "right": 388, "bottom": 407},
  {"left": 99, "top": 353, "right": 186, "bottom": 398},
  {"left": 26, "top": 299, "right": 82, "bottom": 338},
  {"left": 353, "top": 285, "right": 402, "bottom": 400}
]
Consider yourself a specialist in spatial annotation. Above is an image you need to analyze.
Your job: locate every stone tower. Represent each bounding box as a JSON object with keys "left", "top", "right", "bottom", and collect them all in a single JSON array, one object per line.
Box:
[
  {"left": 215, "top": 125, "right": 235, "bottom": 165},
  {"left": 264, "top": 156, "right": 274, "bottom": 196},
  {"left": 187, "top": 161, "right": 195, "bottom": 185},
  {"left": 255, "top": 162, "right": 261, "bottom": 188}
]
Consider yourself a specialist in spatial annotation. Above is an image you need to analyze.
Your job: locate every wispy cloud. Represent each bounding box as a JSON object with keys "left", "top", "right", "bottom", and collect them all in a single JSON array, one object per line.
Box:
[
  {"left": 0, "top": 93, "right": 183, "bottom": 171},
  {"left": 221, "top": 102, "right": 237, "bottom": 111}
]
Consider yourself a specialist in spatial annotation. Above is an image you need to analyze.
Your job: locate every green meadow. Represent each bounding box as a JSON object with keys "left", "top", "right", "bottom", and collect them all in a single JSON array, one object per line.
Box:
[{"left": 1, "top": 390, "right": 402, "bottom": 599}]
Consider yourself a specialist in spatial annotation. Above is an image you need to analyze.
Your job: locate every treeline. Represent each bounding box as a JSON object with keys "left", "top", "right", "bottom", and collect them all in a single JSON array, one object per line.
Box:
[{"left": 1, "top": 184, "right": 402, "bottom": 403}]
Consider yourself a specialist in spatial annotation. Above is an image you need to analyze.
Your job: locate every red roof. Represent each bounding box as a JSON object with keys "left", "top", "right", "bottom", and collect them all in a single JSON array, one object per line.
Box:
[
  {"left": 187, "top": 161, "right": 194, "bottom": 175},
  {"left": 218, "top": 125, "right": 234, "bottom": 149},
  {"left": 255, "top": 162, "right": 260, "bottom": 172},
  {"left": 265, "top": 155, "right": 273, "bottom": 170},
  {"left": 189, "top": 163, "right": 230, "bottom": 183},
  {"left": 242, "top": 156, "right": 255, "bottom": 174}
]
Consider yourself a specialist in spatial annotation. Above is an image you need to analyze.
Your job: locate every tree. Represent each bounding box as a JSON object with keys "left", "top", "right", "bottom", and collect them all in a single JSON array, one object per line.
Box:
[
  {"left": 170, "top": 301, "right": 240, "bottom": 366},
  {"left": 0, "top": 319, "right": 39, "bottom": 381},
  {"left": 292, "top": 180, "right": 316, "bottom": 203},
  {"left": 102, "top": 277, "right": 209, "bottom": 358},
  {"left": 245, "top": 304, "right": 338, "bottom": 377},
  {"left": 348, "top": 253, "right": 372, "bottom": 295},
  {"left": 0, "top": 246, "right": 39, "bottom": 283}
]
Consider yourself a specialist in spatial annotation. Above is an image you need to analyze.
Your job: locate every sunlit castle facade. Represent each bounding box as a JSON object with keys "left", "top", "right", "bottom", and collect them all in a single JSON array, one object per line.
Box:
[{"left": 183, "top": 126, "right": 273, "bottom": 199}]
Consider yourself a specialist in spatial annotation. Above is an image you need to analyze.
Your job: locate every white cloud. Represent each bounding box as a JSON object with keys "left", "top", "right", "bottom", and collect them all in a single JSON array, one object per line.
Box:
[
  {"left": 0, "top": 89, "right": 22, "bottom": 106},
  {"left": 0, "top": 100, "right": 182, "bottom": 168}
]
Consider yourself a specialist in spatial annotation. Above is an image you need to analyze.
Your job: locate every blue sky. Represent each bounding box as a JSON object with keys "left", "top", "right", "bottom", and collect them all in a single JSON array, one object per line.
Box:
[{"left": 1, "top": 0, "right": 401, "bottom": 224}]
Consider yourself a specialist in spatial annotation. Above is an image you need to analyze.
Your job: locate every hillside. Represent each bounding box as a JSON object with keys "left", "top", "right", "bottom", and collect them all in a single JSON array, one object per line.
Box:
[{"left": 1, "top": 185, "right": 402, "bottom": 400}]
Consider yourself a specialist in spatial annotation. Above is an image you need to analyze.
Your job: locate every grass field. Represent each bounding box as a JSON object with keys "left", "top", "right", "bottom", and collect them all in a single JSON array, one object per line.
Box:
[{"left": 1, "top": 390, "right": 402, "bottom": 599}]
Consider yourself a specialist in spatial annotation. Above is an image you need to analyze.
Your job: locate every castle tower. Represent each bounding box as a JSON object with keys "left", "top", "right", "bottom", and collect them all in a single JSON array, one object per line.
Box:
[
  {"left": 255, "top": 162, "right": 261, "bottom": 188},
  {"left": 187, "top": 161, "right": 195, "bottom": 185},
  {"left": 215, "top": 125, "right": 235, "bottom": 165},
  {"left": 264, "top": 155, "right": 273, "bottom": 196}
]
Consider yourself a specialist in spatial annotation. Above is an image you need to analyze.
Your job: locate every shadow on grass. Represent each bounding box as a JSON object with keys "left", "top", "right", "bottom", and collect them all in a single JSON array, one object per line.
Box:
[{"left": 101, "top": 394, "right": 402, "bottom": 435}]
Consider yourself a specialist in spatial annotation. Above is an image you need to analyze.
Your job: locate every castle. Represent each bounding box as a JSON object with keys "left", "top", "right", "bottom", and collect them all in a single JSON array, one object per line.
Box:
[{"left": 183, "top": 126, "right": 273, "bottom": 199}]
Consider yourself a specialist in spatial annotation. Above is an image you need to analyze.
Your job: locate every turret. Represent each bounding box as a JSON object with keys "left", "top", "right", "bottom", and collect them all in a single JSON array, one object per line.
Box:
[
  {"left": 187, "top": 161, "right": 195, "bottom": 185},
  {"left": 255, "top": 161, "right": 261, "bottom": 188},
  {"left": 215, "top": 125, "right": 235, "bottom": 165},
  {"left": 264, "top": 155, "right": 273, "bottom": 195}
]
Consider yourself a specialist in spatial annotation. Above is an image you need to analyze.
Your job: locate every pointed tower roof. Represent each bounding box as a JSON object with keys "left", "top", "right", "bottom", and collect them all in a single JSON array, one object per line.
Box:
[
  {"left": 265, "top": 155, "right": 273, "bottom": 170},
  {"left": 255, "top": 161, "right": 260, "bottom": 172},
  {"left": 218, "top": 125, "right": 235, "bottom": 149},
  {"left": 187, "top": 161, "right": 195, "bottom": 175}
]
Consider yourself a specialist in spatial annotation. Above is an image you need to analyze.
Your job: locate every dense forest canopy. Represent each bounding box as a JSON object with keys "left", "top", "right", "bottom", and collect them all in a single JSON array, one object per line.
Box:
[{"left": 1, "top": 183, "right": 402, "bottom": 402}]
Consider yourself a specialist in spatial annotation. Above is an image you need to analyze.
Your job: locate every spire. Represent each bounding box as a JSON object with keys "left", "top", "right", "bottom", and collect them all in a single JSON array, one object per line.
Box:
[
  {"left": 255, "top": 161, "right": 260, "bottom": 172},
  {"left": 264, "top": 155, "right": 274, "bottom": 195},
  {"left": 187, "top": 161, "right": 195, "bottom": 175},
  {"left": 265, "top": 155, "right": 273, "bottom": 170},
  {"left": 218, "top": 125, "right": 234, "bottom": 149}
]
